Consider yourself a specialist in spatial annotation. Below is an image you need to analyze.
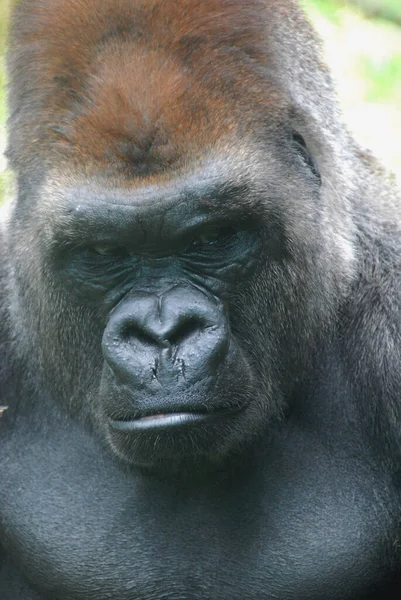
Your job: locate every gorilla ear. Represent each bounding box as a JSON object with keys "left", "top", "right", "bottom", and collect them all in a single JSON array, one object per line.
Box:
[{"left": 291, "top": 131, "right": 321, "bottom": 183}]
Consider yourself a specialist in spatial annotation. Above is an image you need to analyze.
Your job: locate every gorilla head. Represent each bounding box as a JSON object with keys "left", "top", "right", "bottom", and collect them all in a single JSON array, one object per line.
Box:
[{"left": 3, "top": 0, "right": 361, "bottom": 472}]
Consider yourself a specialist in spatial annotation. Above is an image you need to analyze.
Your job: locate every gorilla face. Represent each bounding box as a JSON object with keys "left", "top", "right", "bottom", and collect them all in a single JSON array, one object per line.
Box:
[{"left": 8, "top": 133, "right": 330, "bottom": 470}]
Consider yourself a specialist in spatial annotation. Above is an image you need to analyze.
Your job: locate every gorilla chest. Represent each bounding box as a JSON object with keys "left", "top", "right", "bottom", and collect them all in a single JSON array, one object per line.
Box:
[{"left": 0, "top": 429, "right": 396, "bottom": 600}]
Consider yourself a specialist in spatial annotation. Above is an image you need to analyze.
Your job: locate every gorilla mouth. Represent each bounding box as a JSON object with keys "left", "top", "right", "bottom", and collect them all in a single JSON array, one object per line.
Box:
[{"left": 108, "top": 405, "right": 244, "bottom": 432}]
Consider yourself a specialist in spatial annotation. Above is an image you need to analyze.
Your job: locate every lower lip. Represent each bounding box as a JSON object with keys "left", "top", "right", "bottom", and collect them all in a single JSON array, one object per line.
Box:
[{"left": 109, "top": 409, "right": 235, "bottom": 432}]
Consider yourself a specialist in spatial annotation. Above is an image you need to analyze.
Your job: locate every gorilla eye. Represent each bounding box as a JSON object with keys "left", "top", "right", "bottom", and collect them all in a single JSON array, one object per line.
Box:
[
  {"left": 89, "top": 244, "right": 128, "bottom": 257},
  {"left": 291, "top": 131, "right": 321, "bottom": 182},
  {"left": 188, "top": 226, "right": 238, "bottom": 250},
  {"left": 190, "top": 229, "right": 221, "bottom": 247}
]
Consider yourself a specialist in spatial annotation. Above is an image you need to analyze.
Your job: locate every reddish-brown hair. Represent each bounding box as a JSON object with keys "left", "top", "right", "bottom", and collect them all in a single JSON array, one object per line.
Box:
[{"left": 7, "top": 0, "right": 313, "bottom": 176}]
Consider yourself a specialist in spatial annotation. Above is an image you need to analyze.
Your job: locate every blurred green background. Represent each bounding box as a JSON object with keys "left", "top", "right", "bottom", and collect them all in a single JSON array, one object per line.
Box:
[{"left": 0, "top": 0, "right": 400, "bottom": 202}]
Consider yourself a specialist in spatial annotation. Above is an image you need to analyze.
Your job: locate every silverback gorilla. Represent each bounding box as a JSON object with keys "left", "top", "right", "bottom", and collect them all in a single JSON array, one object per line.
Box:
[{"left": 1, "top": 0, "right": 401, "bottom": 598}]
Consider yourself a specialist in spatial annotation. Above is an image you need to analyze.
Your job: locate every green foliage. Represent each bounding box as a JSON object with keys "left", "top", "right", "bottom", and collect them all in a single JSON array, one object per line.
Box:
[
  {"left": 306, "top": 0, "right": 344, "bottom": 24},
  {"left": 0, "top": 68, "right": 6, "bottom": 125},
  {"left": 359, "top": 54, "right": 401, "bottom": 102},
  {"left": 304, "top": 0, "right": 401, "bottom": 184},
  {"left": 350, "top": 0, "right": 401, "bottom": 23}
]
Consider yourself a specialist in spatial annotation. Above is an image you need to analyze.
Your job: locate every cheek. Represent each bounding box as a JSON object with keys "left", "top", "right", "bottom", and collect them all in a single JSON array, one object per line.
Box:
[{"left": 35, "top": 294, "right": 105, "bottom": 401}]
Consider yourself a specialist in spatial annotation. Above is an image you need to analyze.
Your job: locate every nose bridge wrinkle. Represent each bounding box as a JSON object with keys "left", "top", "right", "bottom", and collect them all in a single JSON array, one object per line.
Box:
[
  {"left": 158, "top": 290, "right": 194, "bottom": 343},
  {"left": 134, "top": 293, "right": 166, "bottom": 345}
]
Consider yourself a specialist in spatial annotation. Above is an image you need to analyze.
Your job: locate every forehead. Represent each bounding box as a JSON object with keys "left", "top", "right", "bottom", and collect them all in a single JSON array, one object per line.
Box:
[{"left": 12, "top": 0, "right": 287, "bottom": 176}]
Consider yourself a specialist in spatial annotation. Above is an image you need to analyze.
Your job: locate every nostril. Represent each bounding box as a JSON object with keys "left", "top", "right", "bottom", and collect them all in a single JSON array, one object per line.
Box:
[
  {"left": 119, "top": 317, "right": 204, "bottom": 349},
  {"left": 121, "top": 323, "right": 161, "bottom": 348},
  {"left": 168, "top": 318, "right": 203, "bottom": 346}
]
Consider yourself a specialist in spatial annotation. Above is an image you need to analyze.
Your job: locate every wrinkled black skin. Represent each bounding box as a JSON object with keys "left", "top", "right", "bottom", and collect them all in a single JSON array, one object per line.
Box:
[{"left": 2, "top": 7, "right": 401, "bottom": 600}]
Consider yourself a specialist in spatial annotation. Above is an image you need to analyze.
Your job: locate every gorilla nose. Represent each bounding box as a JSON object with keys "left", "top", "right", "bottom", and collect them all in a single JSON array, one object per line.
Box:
[
  {"left": 118, "top": 295, "right": 207, "bottom": 350},
  {"left": 102, "top": 286, "right": 230, "bottom": 389}
]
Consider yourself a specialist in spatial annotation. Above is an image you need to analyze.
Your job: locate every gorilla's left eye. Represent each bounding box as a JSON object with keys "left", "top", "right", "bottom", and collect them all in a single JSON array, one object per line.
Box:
[{"left": 89, "top": 244, "right": 128, "bottom": 257}]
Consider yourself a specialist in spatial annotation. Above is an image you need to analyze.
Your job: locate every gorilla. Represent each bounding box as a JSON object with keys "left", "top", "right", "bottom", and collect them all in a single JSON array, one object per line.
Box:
[{"left": 1, "top": 0, "right": 401, "bottom": 598}]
